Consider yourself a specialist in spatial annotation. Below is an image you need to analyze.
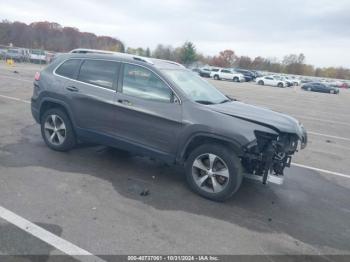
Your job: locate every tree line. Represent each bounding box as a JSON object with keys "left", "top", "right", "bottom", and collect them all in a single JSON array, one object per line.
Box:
[
  {"left": 128, "top": 44, "right": 350, "bottom": 80},
  {"left": 0, "top": 20, "right": 124, "bottom": 52},
  {"left": 1, "top": 20, "right": 349, "bottom": 80}
]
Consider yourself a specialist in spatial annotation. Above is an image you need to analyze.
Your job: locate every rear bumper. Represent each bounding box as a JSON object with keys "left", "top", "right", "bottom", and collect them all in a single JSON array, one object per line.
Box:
[{"left": 31, "top": 98, "right": 40, "bottom": 123}]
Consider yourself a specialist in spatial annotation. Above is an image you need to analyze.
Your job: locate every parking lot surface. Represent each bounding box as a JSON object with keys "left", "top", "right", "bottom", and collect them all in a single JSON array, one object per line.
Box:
[{"left": 0, "top": 63, "right": 349, "bottom": 259}]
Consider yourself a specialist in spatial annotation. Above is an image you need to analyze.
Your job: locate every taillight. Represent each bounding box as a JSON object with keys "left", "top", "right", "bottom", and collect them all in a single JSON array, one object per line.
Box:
[{"left": 34, "top": 72, "right": 40, "bottom": 81}]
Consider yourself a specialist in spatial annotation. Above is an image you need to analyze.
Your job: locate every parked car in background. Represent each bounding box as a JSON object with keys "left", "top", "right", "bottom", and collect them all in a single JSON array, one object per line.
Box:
[
  {"left": 211, "top": 68, "right": 245, "bottom": 82},
  {"left": 288, "top": 76, "right": 301, "bottom": 86},
  {"left": 199, "top": 68, "right": 212, "bottom": 78},
  {"left": 274, "top": 76, "right": 292, "bottom": 87},
  {"left": 30, "top": 49, "right": 47, "bottom": 64},
  {"left": 251, "top": 70, "right": 263, "bottom": 78},
  {"left": 5, "top": 48, "right": 26, "bottom": 62},
  {"left": 45, "top": 52, "right": 56, "bottom": 64},
  {"left": 301, "top": 82, "right": 339, "bottom": 94},
  {"left": 328, "top": 80, "right": 349, "bottom": 89},
  {"left": 339, "top": 82, "right": 349, "bottom": 88},
  {"left": 234, "top": 69, "right": 255, "bottom": 81},
  {"left": 0, "top": 48, "right": 6, "bottom": 59},
  {"left": 255, "top": 76, "right": 287, "bottom": 88}
]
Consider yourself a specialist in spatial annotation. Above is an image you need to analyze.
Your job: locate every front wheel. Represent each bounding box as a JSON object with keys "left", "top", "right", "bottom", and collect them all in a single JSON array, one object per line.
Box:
[
  {"left": 258, "top": 80, "right": 264, "bottom": 85},
  {"left": 213, "top": 75, "right": 220, "bottom": 80},
  {"left": 41, "top": 108, "right": 76, "bottom": 151},
  {"left": 233, "top": 77, "right": 239, "bottom": 82},
  {"left": 277, "top": 82, "right": 284, "bottom": 88},
  {"left": 185, "top": 144, "right": 243, "bottom": 201}
]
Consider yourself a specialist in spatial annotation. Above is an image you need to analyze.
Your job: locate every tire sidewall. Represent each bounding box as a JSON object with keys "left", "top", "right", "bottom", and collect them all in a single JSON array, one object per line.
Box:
[
  {"left": 41, "top": 108, "right": 76, "bottom": 151},
  {"left": 185, "top": 144, "right": 243, "bottom": 201}
]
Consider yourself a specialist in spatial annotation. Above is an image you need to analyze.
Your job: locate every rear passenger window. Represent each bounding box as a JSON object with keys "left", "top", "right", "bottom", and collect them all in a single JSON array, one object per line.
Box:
[
  {"left": 78, "top": 60, "right": 119, "bottom": 90},
  {"left": 55, "top": 59, "right": 81, "bottom": 79}
]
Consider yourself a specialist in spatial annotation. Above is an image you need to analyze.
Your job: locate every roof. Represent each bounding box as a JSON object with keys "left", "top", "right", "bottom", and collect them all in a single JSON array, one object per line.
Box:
[{"left": 68, "top": 48, "right": 185, "bottom": 69}]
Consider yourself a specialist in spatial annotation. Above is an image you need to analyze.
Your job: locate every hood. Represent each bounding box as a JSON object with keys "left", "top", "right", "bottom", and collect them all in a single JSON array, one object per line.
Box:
[{"left": 208, "top": 101, "right": 304, "bottom": 138}]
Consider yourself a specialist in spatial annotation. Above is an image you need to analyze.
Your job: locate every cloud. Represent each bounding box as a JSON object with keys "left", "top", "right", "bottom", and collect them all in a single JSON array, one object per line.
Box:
[{"left": 1, "top": 0, "right": 350, "bottom": 67}]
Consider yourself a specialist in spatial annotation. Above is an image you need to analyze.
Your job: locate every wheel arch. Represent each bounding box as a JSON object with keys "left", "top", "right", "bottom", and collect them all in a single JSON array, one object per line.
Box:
[
  {"left": 39, "top": 98, "right": 75, "bottom": 127},
  {"left": 177, "top": 133, "right": 243, "bottom": 164}
]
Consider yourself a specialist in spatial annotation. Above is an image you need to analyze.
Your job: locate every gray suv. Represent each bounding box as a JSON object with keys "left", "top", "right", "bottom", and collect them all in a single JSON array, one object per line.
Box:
[{"left": 31, "top": 52, "right": 307, "bottom": 201}]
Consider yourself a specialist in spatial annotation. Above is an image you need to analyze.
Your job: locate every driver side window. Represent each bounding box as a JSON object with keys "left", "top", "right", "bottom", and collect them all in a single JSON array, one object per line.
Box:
[{"left": 122, "top": 64, "right": 172, "bottom": 102}]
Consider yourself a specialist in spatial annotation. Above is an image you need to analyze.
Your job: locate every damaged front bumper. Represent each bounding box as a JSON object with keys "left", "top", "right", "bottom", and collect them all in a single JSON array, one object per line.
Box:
[{"left": 242, "top": 127, "right": 307, "bottom": 185}]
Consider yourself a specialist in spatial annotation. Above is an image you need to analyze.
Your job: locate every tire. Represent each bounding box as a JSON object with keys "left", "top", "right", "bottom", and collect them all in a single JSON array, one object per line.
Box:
[
  {"left": 41, "top": 108, "right": 76, "bottom": 151},
  {"left": 185, "top": 143, "right": 243, "bottom": 202},
  {"left": 307, "top": 87, "right": 312, "bottom": 91},
  {"left": 277, "top": 82, "right": 284, "bottom": 88},
  {"left": 213, "top": 75, "right": 220, "bottom": 80},
  {"left": 233, "top": 77, "right": 239, "bottom": 82},
  {"left": 258, "top": 80, "right": 264, "bottom": 85},
  {"left": 330, "top": 90, "right": 335, "bottom": 94}
]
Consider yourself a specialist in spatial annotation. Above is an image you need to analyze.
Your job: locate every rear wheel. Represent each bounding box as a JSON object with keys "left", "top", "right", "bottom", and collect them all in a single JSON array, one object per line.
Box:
[
  {"left": 277, "top": 82, "right": 284, "bottom": 88},
  {"left": 233, "top": 77, "right": 239, "bottom": 82},
  {"left": 214, "top": 75, "right": 220, "bottom": 80},
  {"left": 41, "top": 108, "right": 76, "bottom": 151},
  {"left": 185, "top": 144, "right": 243, "bottom": 201},
  {"left": 330, "top": 90, "right": 335, "bottom": 94},
  {"left": 258, "top": 80, "right": 264, "bottom": 85}
]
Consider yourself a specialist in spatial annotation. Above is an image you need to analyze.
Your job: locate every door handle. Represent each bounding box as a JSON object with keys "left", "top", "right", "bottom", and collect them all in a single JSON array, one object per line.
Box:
[
  {"left": 117, "top": 99, "right": 132, "bottom": 106},
  {"left": 66, "top": 86, "right": 79, "bottom": 92}
]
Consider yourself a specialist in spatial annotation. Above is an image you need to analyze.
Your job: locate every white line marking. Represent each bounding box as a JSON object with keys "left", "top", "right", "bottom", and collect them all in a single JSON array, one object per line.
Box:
[
  {"left": 0, "top": 206, "right": 99, "bottom": 257},
  {"left": 0, "top": 94, "right": 30, "bottom": 104},
  {"left": 308, "top": 131, "right": 350, "bottom": 142},
  {"left": 296, "top": 115, "right": 350, "bottom": 127},
  {"left": 0, "top": 75, "right": 32, "bottom": 83},
  {"left": 292, "top": 163, "right": 350, "bottom": 179}
]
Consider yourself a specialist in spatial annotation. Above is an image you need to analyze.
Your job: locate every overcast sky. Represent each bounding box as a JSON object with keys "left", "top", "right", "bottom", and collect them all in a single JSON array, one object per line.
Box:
[{"left": 1, "top": 0, "right": 350, "bottom": 67}]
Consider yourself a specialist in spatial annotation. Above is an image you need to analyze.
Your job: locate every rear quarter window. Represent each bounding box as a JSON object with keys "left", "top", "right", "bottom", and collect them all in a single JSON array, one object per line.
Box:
[{"left": 55, "top": 59, "right": 81, "bottom": 79}]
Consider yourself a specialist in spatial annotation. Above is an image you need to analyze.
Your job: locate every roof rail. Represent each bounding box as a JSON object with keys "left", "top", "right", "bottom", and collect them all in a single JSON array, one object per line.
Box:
[
  {"left": 69, "top": 48, "right": 154, "bottom": 65},
  {"left": 151, "top": 58, "right": 185, "bottom": 68}
]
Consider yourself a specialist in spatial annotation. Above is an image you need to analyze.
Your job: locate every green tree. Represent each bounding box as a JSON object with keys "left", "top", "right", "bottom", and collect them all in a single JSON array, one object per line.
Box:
[{"left": 178, "top": 41, "right": 197, "bottom": 65}]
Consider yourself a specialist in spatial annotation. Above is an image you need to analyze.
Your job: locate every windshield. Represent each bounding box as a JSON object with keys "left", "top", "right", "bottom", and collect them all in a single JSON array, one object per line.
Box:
[{"left": 161, "top": 69, "right": 228, "bottom": 104}]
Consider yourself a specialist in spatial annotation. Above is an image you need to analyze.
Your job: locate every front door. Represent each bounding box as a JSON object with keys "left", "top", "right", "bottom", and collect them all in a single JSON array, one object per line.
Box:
[{"left": 114, "top": 63, "right": 182, "bottom": 158}]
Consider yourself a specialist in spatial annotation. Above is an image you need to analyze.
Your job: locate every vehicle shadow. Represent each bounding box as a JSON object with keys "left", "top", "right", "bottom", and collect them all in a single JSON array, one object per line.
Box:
[{"left": 1, "top": 125, "right": 350, "bottom": 252}]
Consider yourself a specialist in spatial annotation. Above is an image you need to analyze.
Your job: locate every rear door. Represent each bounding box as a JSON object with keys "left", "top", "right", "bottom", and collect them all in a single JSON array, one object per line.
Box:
[
  {"left": 62, "top": 59, "right": 120, "bottom": 136},
  {"left": 114, "top": 63, "right": 182, "bottom": 157},
  {"left": 265, "top": 76, "right": 274, "bottom": 85},
  {"left": 221, "top": 69, "right": 232, "bottom": 80}
]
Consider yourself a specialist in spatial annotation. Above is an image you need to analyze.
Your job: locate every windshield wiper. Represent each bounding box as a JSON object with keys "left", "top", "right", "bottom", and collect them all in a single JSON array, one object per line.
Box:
[
  {"left": 219, "top": 99, "right": 231, "bottom": 104},
  {"left": 195, "top": 100, "right": 215, "bottom": 105}
]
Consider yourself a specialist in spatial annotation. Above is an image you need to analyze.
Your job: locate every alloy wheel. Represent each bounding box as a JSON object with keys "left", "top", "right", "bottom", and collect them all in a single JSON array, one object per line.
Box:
[
  {"left": 192, "top": 153, "right": 230, "bottom": 193},
  {"left": 44, "top": 114, "right": 67, "bottom": 145}
]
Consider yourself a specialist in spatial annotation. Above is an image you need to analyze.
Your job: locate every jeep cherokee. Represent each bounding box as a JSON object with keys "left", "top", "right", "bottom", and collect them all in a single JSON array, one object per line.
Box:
[{"left": 31, "top": 52, "right": 307, "bottom": 201}]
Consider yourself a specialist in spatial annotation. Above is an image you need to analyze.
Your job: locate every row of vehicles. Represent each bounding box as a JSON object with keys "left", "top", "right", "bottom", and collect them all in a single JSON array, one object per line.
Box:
[
  {"left": 0, "top": 47, "right": 52, "bottom": 64},
  {"left": 193, "top": 66, "right": 340, "bottom": 94},
  {"left": 193, "top": 67, "right": 261, "bottom": 82},
  {"left": 255, "top": 75, "right": 340, "bottom": 94}
]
